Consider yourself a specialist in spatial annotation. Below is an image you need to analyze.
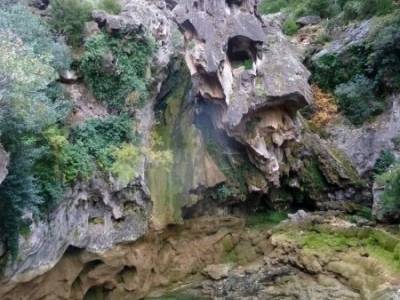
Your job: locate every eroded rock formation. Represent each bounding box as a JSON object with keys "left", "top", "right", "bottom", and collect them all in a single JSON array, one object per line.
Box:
[
  {"left": 0, "top": 1, "right": 381, "bottom": 299},
  {"left": 175, "top": 0, "right": 312, "bottom": 184}
]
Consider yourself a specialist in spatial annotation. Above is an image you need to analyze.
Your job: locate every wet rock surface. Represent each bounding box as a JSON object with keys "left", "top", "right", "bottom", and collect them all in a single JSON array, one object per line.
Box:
[{"left": 3, "top": 213, "right": 400, "bottom": 300}]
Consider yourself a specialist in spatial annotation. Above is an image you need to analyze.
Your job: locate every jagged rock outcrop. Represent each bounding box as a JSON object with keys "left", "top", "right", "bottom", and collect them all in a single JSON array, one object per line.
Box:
[
  {"left": 174, "top": 0, "right": 312, "bottom": 184},
  {"left": 2, "top": 1, "right": 363, "bottom": 298},
  {"left": 0, "top": 144, "right": 9, "bottom": 185},
  {"left": 328, "top": 94, "right": 400, "bottom": 174},
  {"left": 1, "top": 0, "right": 180, "bottom": 285}
]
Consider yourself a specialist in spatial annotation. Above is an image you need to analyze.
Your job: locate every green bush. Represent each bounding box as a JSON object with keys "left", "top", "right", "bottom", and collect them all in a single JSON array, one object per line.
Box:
[
  {"left": 0, "top": 4, "right": 71, "bottom": 71},
  {"left": 259, "top": 0, "right": 289, "bottom": 14},
  {"left": 50, "top": 0, "right": 121, "bottom": 46},
  {"left": 259, "top": 0, "right": 394, "bottom": 21},
  {"left": 369, "top": 19, "right": 400, "bottom": 92},
  {"left": 376, "top": 165, "right": 400, "bottom": 217},
  {"left": 373, "top": 150, "right": 396, "bottom": 175},
  {"left": 311, "top": 45, "right": 368, "bottom": 91},
  {"left": 70, "top": 115, "right": 135, "bottom": 169},
  {"left": 98, "top": 0, "right": 121, "bottom": 14},
  {"left": 50, "top": 0, "right": 92, "bottom": 46},
  {"left": 335, "top": 75, "right": 385, "bottom": 125},
  {"left": 282, "top": 17, "right": 299, "bottom": 35},
  {"left": 80, "top": 33, "right": 154, "bottom": 110},
  {"left": 111, "top": 143, "right": 140, "bottom": 185}
]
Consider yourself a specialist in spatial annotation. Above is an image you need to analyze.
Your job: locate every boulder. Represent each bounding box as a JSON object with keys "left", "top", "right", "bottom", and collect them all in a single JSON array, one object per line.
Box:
[
  {"left": 203, "top": 263, "right": 234, "bottom": 280},
  {"left": 59, "top": 70, "right": 79, "bottom": 84},
  {"left": 296, "top": 15, "right": 322, "bottom": 27}
]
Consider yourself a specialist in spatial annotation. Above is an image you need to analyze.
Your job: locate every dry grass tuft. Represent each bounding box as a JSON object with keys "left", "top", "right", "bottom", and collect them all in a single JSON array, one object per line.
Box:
[{"left": 310, "top": 85, "right": 338, "bottom": 127}]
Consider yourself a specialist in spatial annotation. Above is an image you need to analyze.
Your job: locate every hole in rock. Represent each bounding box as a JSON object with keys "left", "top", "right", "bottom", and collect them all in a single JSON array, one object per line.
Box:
[
  {"left": 193, "top": 0, "right": 204, "bottom": 10},
  {"left": 195, "top": 67, "right": 225, "bottom": 100},
  {"left": 226, "top": 0, "right": 243, "bottom": 8},
  {"left": 118, "top": 266, "right": 137, "bottom": 284},
  {"left": 180, "top": 20, "right": 198, "bottom": 41},
  {"left": 83, "top": 285, "right": 110, "bottom": 300},
  {"left": 227, "top": 36, "right": 258, "bottom": 69}
]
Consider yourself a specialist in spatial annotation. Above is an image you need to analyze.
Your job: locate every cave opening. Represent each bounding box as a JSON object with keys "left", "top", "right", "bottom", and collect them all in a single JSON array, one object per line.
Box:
[
  {"left": 226, "top": 0, "right": 244, "bottom": 8},
  {"left": 180, "top": 20, "right": 198, "bottom": 41},
  {"left": 227, "top": 35, "right": 258, "bottom": 70}
]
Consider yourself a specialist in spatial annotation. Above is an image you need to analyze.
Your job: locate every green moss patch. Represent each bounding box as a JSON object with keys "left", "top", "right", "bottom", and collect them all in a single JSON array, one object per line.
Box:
[
  {"left": 247, "top": 211, "right": 288, "bottom": 229},
  {"left": 285, "top": 225, "right": 400, "bottom": 274}
]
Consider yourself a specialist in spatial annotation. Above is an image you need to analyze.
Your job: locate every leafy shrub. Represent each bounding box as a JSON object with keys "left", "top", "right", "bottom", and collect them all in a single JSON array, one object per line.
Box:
[
  {"left": 50, "top": 0, "right": 92, "bottom": 46},
  {"left": 70, "top": 115, "right": 134, "bottom": 169},
  {"left": 376, "top": 165, "right": 400, "bottom": 216},
  {"left": 369, "top": 19, "right": 400, "bottom": 92},
  {"left": 373, "top": 150, "right": 396, "bottom": 175},
  {"left": 259, "top": 0, "right": 394, "bottom": 21},
  {"left": 342, "top": 1, "right": 362, "bottom": 21},
  {"left": 282, "top": 17, "right": 299, "bottom": 35},
  {"left": 334, "top": 75, "right": 385, "bottom": 125},
  {"left": 50, "top": 0, "right": 121, "bottom": 46},
  {"left": 80, "top": 33, "right": 154, "bottom": 110},
  {"left": 311, "top": 45, "right": 369, "bottom": 91},
  {"left": 259, "top": 0, "right": 289, "bottom": 14},
  {"left": 111, "top": 143, "right": 140, "bottom": 185},
  {"left": 0, "top": 4, "right": 73, "bottom": 260},
  {"left": 0, "top": 4, "right": 71, "bottom": 71},
  {"left": 98, "top": 0, "right": 121, "bottom": 14},
  {"left": 359, "top": 0, "right": 394, "bottom": 18}
]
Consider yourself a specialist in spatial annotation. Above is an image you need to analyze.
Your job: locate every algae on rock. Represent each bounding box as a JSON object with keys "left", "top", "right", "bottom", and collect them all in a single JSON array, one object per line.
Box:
[{"left": 147, "top": 62, "right": 226, "bottom": 229}]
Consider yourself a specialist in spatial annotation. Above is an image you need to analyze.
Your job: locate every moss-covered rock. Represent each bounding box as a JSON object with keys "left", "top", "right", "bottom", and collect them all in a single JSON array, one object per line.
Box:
[{"left": 148, "top": 61, "right": 226, "bottom": 229}]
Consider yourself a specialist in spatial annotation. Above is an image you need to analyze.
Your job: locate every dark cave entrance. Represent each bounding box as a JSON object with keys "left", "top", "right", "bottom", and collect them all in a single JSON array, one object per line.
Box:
[{"left": 227, "top": 35, "right": 258, "bottom": 69}]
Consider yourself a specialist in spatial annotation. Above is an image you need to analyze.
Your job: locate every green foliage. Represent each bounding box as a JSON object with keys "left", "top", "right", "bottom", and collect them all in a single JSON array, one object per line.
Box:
[
  {"left": 242, "top": 58, "right": 253, "bottom": 70},
  {"left": 247, "top": 211, "right": 288, "bottom": 229},
  {"left": 287, "top": 225, "right": 400, "bottom": 273},
  {"left": 259, "top": 0, "right": 395, "bottom": 20},
  {"left": 300, "top": 159, "right": 328, "bottom": 196},
  {"left": 50, "top": 0, "right": 91, "bottom": 46},
  {"left": 110, "top": 143, "right": 140, "bottom": 185},
  {"left": 373, "top": 150, "right": 396, "bottom": 175},
  {"left": 71, "top": 115, "right": 135, "bottom": 170},
  {"left": 334, "top": 75, "right": 385, "bottom": 125},
  {"left": 0, "top": 4, "right": 71, "bottom": 71},
  {"left": 311, "top": 45, "right": 369, "bottom": 91},
  {"left": 80, "top": 33, "right": 154, "bottom": 110},
  {"left": 98, "top": 0, "right": 121, "bottom": 14},
  {"left": 310, "top": 12, "right": 400, "bottom": 125},
  {"left": 0, "top": 140, "right": 42, "bottom": 261},
  {"left": 50, "top": 0, "right": 121, "bottom": 46},
  {"left": 376, "top": 164, "right": 400, "bottom": 217},
  {"left": 282, "top": 17, "right": 299, "bottom": 35},
  {"left": 368, "top": 17, "right": 400, "bottom": 92},
  {"left": 259, "top": 0, "right": 289, "bottom": 14}
]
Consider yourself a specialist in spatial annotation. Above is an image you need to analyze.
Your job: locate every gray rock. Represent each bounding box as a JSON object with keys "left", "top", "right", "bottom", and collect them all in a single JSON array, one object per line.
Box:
[
  {"left": 203, "top": 263, "right": 233, "bottom": 280},
  {"left": 296, "top": 16, "right": 322, "bottom": 27},
  {"left": 313, "top": 20, "right": 371, "bottom": 60},
  {"left": 3, "top": 176, "right": 150, "bottom": 282},
  {"left": 0, "top": 144, "right": 9, "bottom": 185},
  {"left": 59, "top": 70, "right": 78, "bottom": 84},
  {"left": 327, "top": 94, "right": 400, "bottom": 175},
  {"left": 174, "top": 0, "right": 312, "bottom": 184},
  {"left": 288, "top": 210, "right": 308, "bottom": 222},
  {"left": 1, "top": 0, "right": 178, "bottom": 284}
]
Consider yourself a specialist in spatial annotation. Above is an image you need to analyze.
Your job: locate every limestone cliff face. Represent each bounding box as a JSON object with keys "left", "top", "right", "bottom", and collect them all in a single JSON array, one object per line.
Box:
[
  {"left": 0, "top": 0, "right": 360, "bottom": 298},
  {"left": 174, "top": 0, "right": 312, "bottom": 184}
]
